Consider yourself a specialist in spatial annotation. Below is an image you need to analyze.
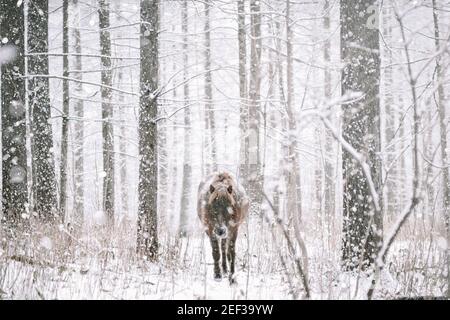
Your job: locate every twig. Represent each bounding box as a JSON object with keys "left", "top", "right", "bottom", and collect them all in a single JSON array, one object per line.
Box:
[
  {"left": 262, "top": 192, "right": 311, "bottom": 298},
  {"left": 366, "top": 4, "right": 422, "bottom": 299}
]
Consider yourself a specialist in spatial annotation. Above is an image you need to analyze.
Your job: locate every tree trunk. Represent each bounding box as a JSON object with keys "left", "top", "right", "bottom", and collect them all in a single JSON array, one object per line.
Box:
[
  {"left": 274, "top": 19, "right": 288, "bottom": 220},
  {"left": 284, "top": 0, "right": 308, "bottom": 278},
  {"left": 397, "top": 93, "right": 407, "bottom": 210},
  {"left": 137, "top": 0, "right": 159, "bottom": 260},
  {"left": 382, "top": 4, "right": 397, "bottom": 221},
  {"left": 169, "top": 27, "right": 178, "bottom": 226},
  {"left": 432, "top": 0, "right": 450, "bottom": 299},
  {"left": 157, "top": 113, "right": 167, "bottom": 221},
  {"left": 238, "top": 0, "right": 248, "bottom": 187},
  {"left": 204, "top": 0, "right": 217, "bottom": 174},
  {"left": 98, "top": 0, "right": 115, "bottom": 227},
  {"left": 323, "top": 0, "right": 335, "bottom": 244},
  {"left": 114, "top": 2, "right": 128, "bottom": 218},
  {"left": 179, "top": 0, "right": 191, "bottom": 237},
  {"left": 60, "top": 0, "right": 70, "bottom": 221},
  {"left": 117, "top": 67, "right": 128, "bottom": 217},
  {"left": 0, "top": 0, "right": 27, "bottom": 227},
  {"left": 340, "top": 0, "right": 382, "bottom": 271},
  {"left": 248, "top": 0, "right": 263, "bottom": 215},
  {"left": 157, "top": 56, "right": 167, "bottom": 224},
  {"left": 28, "top": 0, "right": 58, "bottom": 222},
  {"left": 71, "top": 0, "right": 84, "bottom": 228}
]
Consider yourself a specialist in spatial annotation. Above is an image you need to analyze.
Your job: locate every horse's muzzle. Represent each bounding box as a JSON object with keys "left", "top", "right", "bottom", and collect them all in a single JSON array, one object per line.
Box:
[{"left": 214, "top": 226, "right": 228, "bottom": 239}]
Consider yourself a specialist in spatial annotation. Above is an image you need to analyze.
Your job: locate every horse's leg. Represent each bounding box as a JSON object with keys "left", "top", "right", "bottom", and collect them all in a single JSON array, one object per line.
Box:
[
  {"left": 228, "top": 231, "right": 237, "bottom": 284},
  {"left": 210, "top": 236, "right": 221, "bottom": 281},
  {"left": 221, "top": 238, "right": 228, "bottom": 274}
]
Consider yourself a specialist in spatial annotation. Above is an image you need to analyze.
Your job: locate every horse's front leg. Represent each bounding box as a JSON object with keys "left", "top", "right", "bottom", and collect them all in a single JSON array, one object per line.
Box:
[
  {"left": 210, "top": 236, "right": 221, "bottom": 281},
  {"left": 221, "top": 238, "right": 228, "bottom": 275},
  {"left": 227, "top": 232, "right": 237, "bottom": 284}
]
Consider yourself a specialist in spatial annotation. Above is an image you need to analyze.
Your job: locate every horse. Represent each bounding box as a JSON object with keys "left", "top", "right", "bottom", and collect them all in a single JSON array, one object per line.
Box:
[{"left": 197, "top": 171, "right": 249, "bottom": 284}]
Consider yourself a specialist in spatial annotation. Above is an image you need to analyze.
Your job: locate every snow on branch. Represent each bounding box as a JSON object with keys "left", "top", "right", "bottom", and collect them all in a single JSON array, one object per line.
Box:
[{"left": 24, "top": 74, "right": 138, "bottom": 96}]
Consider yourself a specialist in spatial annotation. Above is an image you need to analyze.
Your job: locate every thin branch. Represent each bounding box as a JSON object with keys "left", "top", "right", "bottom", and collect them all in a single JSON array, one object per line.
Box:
[
  {"left": 24, "top": 74, "right": 138, "bottom": 96},
  {"left": 262, "top": 192, "right": 311, "bottom": 299}
]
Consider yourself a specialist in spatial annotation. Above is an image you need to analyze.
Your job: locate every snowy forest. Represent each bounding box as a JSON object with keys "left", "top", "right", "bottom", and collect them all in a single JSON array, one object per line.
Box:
[{"left": 0, "top": 0, "right": 449, "bottom": 300}]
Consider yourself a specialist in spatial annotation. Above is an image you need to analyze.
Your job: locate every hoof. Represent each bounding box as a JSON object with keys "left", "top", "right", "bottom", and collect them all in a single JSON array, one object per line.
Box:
[
  {"left": 229, "top": 275, "right": 237, "bottom": 285},
  {"left": 214, "top": 274, "right": 222, "bottom": 282}
]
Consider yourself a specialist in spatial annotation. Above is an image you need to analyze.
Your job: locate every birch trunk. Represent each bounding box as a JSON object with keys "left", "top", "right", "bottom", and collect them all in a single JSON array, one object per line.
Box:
[
  {"left": 238, "top": 0, "right": 248, "bottom": 187},
  {"left": 248, "top": 0, "right": 263, "bottom": 215},
  {"left": 71, "top": 0, "right": 84, "bottom": 228},
  {"left": 179, "top": 0, "right": 191, "bottom": 237},
  {"left": 432, "top": 0, "right": 450, "bottom": 298},
  {"left": 204, "top": 0, "right": 217, "bottom": 174},
  {"left": 60, "top": 0, "right": 70, "bottom": 221}
]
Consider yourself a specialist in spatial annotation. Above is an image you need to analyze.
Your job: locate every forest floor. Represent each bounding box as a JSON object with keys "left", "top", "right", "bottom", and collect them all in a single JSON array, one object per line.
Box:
[
  {"left": 0, "top": 215, "right": 446, "bottom": 299},
  {"left": 0, "top": 231, "right": 292, "bottom": 299}
]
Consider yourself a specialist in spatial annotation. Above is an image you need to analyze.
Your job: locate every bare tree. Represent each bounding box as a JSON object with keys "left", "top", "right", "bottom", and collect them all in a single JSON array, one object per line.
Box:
[
  {"left": 179, "top": 0, "right": 191, "bottom": 237},
  {"left": 367, "top": 3, "right": 423, "bottom": 299},
  {"left": 137, "top": 0, "right": 159, "bottom": 260},
  {"left": 112, "top": 2, "right": 128, "bottom": 218},
  {"left": 98, "top": 0, "right": 115, "bottom": 227},
  {"left": 0, "top": 0, "right": 27, "bottom": 227},
  {"left": 432, "top": 0, "right": 450, "bottom": 298},
  {"left": 28, "top": 0, "right": 57, "bottom": 221},
  {"left": 323, "top": 0, "right": 335, "bottom": 243},
  {"left": 382, "top": 4, "right": 398, "bottom": 221},
  {"left": 340, "top": 0, "right": 382, "bottom": 270},
  {"left": 203, "top": 0, "right": 217, "bottom": 174},
  {"left": 157, "top": 63, "right": 167, "bottom": 223},
  {"left": 238, "top": 0, "right": 248, "bottom": 187},
  {"left": 71, "top": 0, "right": 84, "bottom": 228},
  {"left": 157, "top": 119, "right": 167, "bottom": 221},
  {"left": 247, "top": 0, "right": 263, "bottom": 215},
  {"left": 60, "top": 0, "right": 70, "bottom": 220},
  {"left": 117, "top": 65, "right": 128, "bottom": 217},
  {"left": 283, "top": 0, "right": 309, "bottom": 279}
]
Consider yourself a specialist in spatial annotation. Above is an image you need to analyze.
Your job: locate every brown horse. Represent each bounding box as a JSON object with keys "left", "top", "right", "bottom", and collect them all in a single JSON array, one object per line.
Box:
[{"left": 197, "top": 172, "right": 249, "bottom": 283}]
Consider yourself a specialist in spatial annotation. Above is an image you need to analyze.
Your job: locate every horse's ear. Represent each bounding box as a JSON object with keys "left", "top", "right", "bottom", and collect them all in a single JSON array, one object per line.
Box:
[
  {"left": 209, "top": 185, "right": 215, "bottom": 193},
  {"left": 227, "top": 185, "right": 233, "bottom": 194}
]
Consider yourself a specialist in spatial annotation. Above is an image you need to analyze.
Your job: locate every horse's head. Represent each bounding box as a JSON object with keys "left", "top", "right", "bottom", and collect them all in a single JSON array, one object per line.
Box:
[{"left": 206, "top": 173, "right": 237, "bottom": 239}]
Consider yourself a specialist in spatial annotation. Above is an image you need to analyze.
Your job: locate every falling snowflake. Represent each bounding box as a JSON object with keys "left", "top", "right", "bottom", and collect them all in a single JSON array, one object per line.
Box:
[
  {"left": 40, "top": 237, "right": 53, "bottom": 250},
  {"left": 9, "top": 165, "right": 26, "bottom": 184},
  {"left": 0, "top": 45, "right": 17, "bottom": 65}
]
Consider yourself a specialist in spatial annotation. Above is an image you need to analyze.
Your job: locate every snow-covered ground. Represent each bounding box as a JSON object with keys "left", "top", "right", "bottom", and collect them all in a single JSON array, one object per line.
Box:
[
  {"left": 0, "top": 214, "right": 446, "bottom": 300},
  {"left": 0, "top": 226, "right": 291, "bottom": 299}
]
